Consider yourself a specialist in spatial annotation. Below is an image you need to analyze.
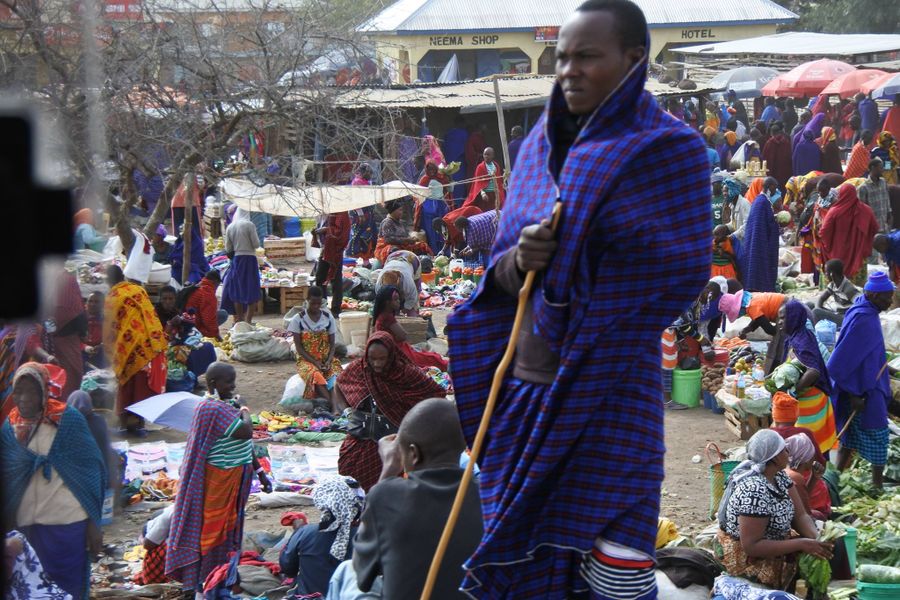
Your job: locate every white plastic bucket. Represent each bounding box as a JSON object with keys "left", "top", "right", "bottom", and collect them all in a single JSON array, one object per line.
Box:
[
  {"left": 350, "top": 330, "right": 368, "bottom": 348},
  {"left": 339, "top": 311, "right": 370, "bottom": 346}
]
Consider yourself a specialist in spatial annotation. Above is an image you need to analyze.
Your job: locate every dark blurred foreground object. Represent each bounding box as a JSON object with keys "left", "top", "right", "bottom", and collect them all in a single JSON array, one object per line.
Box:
[{"left": 2, "top": 112, "right": 73, "bottom": 318}]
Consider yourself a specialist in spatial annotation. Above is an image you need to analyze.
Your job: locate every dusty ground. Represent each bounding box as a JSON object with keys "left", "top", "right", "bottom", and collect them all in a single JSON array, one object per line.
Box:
[{"left": 100, "top": 308, "right": 740, "bottom": 588}]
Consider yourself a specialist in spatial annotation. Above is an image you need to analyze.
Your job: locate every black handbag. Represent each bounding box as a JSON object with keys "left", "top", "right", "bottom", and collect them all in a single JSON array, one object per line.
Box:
[{"left": 346, "top": 394, "right": 398, "bottom": 441}]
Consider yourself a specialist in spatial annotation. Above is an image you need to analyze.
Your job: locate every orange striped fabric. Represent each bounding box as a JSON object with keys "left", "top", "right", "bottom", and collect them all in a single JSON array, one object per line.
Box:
[
  {"left": 795, "top": 387, "right": 837, "bottom": 454},
  {"left": 661, "top": 329, "right": 678, "bottom": 370},
  {"left": 199, "top": 463, "right": 244, "bottom": 555}
]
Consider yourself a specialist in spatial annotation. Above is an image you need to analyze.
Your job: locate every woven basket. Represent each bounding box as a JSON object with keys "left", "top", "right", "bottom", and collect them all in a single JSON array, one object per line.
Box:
[{"left": 707, "top": 442, "right": 740, "bottom": 519}]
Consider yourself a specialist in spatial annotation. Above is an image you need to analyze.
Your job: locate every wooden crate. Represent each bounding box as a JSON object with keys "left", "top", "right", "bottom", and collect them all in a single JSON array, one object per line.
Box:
[
  {"left": 279, "top": 285, "right": 309, "bottom": 314},
  {"left": 204, "top": 215, "right": 223, "bottom": 239},
  {"left": 264, "top": 237, "right": 306, "bottom": 268},
  {"left": 724, "top": 406, "right": 771, "bottom": 441},
  {"left": 397, "top": 316, "right": 429, "bottom": 345}
]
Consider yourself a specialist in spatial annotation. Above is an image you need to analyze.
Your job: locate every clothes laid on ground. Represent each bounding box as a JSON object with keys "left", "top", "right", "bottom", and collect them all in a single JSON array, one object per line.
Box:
[
  {"left": 446, "top": 45, "right": 711, "bottom": 597},
  {"left": 827, "top": 296, "right": 891, "bottom": 466},
  {"left": 287, "top": 309, "right": 342, "bottom": 399},
  {"left": 353, "top": 467, "right": 483, "bottom": 600},
  {"left": 166, "top": 396, "right": 253, "bottom": 589},
  {"left": 336, "top": 333, "right": 445, "bottom": 491}
]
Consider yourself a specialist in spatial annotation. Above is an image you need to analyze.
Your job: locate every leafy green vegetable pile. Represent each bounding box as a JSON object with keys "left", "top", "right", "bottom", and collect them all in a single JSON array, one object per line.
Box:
[{"left": 799, "top": 521, "right": 847, "bottom": 597}]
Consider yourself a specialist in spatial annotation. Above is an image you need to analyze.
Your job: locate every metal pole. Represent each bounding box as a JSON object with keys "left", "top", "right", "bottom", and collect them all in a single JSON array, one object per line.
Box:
[{"left": 493, "top": 76, "right": 511, "bottom": 203}]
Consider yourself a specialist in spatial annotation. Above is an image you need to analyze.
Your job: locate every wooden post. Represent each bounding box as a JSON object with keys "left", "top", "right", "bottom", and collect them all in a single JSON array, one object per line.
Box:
[
  {"left": 182, "top": 174, "right": 194, "bottom": 285},
  {"left": 493, "top": 76, "right": 511, "bottom": 211}
]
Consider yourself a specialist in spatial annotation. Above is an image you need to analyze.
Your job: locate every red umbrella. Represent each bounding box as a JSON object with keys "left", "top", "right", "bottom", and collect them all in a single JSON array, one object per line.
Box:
[
  {"left": 820, "top": 69, "right": 887, "bottom": 99},
  {"left": 761, "top": 76, "right": 792, "bottom": 98},
  {"left": 860, "top": 71, "right": 897, "bottom": 96},
  {"left": 777, "top": 59, "right": 856, "bottom": 96}
]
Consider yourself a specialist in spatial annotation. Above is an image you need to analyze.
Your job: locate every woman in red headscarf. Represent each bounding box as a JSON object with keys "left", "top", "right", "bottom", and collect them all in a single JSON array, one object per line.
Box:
[
  {"left": 816, "top": 127, "right": 843, "bottom": 175},
  {"left": 333, "top": 332, "right": 445, "bottom": 491},
  {"left": 819, "top": 183, "right": 880, "bottom": 286}
]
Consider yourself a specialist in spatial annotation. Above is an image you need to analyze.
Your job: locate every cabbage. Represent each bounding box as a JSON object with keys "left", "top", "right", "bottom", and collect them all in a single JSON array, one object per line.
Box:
[{"left": 858, "top": 564, "right": 900, "bottom": 584}]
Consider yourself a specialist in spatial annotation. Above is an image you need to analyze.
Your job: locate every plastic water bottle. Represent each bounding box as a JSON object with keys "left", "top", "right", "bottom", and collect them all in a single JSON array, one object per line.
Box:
[
  {"left": 752, "top": 363, "right": 765, "bottom": 384},
  {"left": 736, "top": 373, "right": 746, "bottom": 399}
]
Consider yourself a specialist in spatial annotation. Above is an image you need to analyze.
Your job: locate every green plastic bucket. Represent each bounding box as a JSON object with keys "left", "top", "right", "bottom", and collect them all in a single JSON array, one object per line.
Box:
[
  {"left": 844, "top": 526, "right": 857, "bottom": 577},
  {"left": 672, "top": 368, "right": 702, "bottom": 407},
  {"left": 857, "top": 581, "right": 900, "bottom": 599}
]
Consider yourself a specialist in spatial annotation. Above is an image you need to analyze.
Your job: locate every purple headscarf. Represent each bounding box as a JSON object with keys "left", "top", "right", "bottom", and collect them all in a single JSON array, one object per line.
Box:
[{"left": 782, "top": 299, "right": 831, "bottom": 394}]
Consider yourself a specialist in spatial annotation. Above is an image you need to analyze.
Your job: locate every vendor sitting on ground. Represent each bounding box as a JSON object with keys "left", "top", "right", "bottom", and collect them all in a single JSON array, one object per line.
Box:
[
  {"left": 287, "top": 286, "right": 342, "bottom": 406},
  {"left": 715, "top": 429, "right": 833, "bottom": 590},
  {"left": 155, "top": 285, "right": 179, "bottom": 327},
  {"left": 374, "top": 199, "right": 431, "bottom": 265},
  {"left": 712, "top": 224, "right": 741, "bottom": 281},
  {"left": 374, "top": 285, "right": 448, "bottom": 372},
  {"left": 375, "top": 250, "right": 422, "bottom": 317},
  {"left": 455, "top": 209, "right": 499, "bottom": 269},
  {"left": 164, "top": 311, "right": 217, "bottom": 393},
  {"left": 770, "top": 392, "right": 827, "bottom": 467},
  {"left": 811, "top": 259, "right": 860, "bottom": 327},
  {"left": 280, "top": 476, "right": 363, "bottom": 598},
  {"left": 784, "top": 433, "right": 831, "bottom": 520},
  {"left": 134, "top": 505, "right": 174, "bottom": 585}
]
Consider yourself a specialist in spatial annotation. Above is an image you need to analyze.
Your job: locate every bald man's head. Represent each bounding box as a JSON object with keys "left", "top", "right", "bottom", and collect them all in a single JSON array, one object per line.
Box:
[{"left": 397, "top": 398, "right": 465, "bottom": 472}]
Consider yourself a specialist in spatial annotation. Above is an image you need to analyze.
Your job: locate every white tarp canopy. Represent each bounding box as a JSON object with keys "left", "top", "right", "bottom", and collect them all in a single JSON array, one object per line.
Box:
[
  {"left": 678, "top": 32, "right": 900, "bottom": 57},
  {"left": 220, "top": 178, "right": 430, "bottom": 217}
]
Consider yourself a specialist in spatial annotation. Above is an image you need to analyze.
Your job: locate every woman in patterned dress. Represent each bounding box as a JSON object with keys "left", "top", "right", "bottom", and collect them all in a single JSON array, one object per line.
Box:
[{"left": 715, "top": 430, "right": 832, "bottom": 590}]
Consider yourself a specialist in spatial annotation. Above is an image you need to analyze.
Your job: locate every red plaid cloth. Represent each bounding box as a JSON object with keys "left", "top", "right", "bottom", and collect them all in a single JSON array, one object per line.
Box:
[{"left": 134, "top": 543, "right": 170, "bottom": 585}]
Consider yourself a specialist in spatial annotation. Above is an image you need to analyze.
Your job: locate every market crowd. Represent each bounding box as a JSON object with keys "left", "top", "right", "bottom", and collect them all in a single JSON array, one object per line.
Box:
[{"left": 5, "top": 0, "right": 900, "bottom": 599}]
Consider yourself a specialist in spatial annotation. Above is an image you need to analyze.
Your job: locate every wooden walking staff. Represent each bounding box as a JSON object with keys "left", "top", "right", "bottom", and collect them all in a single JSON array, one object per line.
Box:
[
  {"left": 419, "top": 201, "right": 563, "bottom": 600},
  {"left": 836, "top": 362, "right": 889, "bottom": 440}
]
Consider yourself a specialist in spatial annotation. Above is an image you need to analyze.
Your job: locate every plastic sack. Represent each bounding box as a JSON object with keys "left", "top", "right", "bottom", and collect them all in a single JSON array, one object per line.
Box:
[
  {"left": 814, "top": 319, "right": 837, "bottom": 349},
  {"left": 278, "top": 374, "right": 307, "bottom": 410},
  {"left": 230, "top": 323, "right": 293, "bottom": 362},
  {"left": 880, "top": 312, "right": 900, "bottom": 352}
]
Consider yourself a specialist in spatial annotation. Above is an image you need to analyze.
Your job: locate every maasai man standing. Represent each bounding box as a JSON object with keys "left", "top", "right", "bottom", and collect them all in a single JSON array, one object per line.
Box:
[
  {"left": 828, "top": 272, "right": 897, "bottom": 490},
  {"left": 446, "top": 1, "right": 711, "bottom": 597}
]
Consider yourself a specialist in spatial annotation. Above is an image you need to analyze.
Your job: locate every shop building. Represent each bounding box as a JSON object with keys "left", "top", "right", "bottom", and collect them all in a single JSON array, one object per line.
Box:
[{"left": 360, "top": 0, "right": 798, "bottom": 83}]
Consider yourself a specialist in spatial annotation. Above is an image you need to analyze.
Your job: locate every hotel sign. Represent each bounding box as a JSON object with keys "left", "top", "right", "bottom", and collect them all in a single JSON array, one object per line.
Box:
[{"left": 680, "top": 28, "right": 717, "bottom": 40}]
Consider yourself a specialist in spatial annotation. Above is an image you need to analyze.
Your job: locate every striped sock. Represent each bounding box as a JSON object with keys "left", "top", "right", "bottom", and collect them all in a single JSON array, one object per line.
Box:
[{"left": 580, "top": 547, "right": 657, "bottom": 600}]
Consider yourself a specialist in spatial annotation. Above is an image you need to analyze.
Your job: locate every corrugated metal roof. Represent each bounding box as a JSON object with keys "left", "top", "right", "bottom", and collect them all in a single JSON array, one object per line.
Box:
[
  {"left": 861, "top": 59, "right": 900, "bottom": 71},
  {"left": 679, "top": 32, "right": 900, "bottom": 56},
  {"left": 288, "top": 75, "right": 721, "bottom": 111},
  {"left": 359, "top": 0, "right": 796, "bottom": 33}
]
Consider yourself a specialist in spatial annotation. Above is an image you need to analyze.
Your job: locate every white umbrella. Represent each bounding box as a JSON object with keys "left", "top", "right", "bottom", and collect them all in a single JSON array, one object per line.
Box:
[
  {"left": 126, "top": 392, "right": 203, "bottom": 432},
  {"left": 708, "top": 67, "right": 780, "bottom": 99},
  {"left": 220, "top": 178, "right": 430, "bottom": 218}
]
